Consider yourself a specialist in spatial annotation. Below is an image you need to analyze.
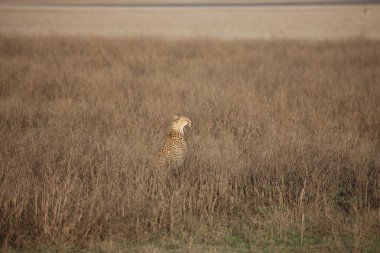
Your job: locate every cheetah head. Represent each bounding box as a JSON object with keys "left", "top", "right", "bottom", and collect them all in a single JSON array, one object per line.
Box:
[{"left": 171, "top": 115, "right": 192, "bottom": 134}]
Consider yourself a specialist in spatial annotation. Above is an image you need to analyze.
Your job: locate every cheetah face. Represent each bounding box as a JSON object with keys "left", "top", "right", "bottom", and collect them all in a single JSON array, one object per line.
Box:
[{"left": 172, "top": 116, "right": 192, "bottom": 134}]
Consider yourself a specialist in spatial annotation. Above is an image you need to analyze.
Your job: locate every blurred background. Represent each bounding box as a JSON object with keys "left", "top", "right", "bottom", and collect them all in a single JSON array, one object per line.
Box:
[{"left": 0, "top": 0, "right": 379, "bottom": 39}]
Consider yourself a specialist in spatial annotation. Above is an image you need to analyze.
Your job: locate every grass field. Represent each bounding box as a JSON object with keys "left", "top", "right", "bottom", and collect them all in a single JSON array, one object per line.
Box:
[
  {"left": 0, "top": 4, "right": 379, "bottom": 39},
  {"left": 0, "top": 35, "right": 379, "bottom": 252}
]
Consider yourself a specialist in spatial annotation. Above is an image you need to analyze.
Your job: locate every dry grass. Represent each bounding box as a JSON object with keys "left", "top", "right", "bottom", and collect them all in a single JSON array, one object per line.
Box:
[
  {"left": 0, "top": 4, "right": 379, "bottom": 40},
  {"left": 0, "top": 35, "right": 379, "bottom": 251}
]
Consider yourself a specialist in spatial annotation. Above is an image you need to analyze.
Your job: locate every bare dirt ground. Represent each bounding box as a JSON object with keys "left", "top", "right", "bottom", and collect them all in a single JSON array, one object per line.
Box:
[{"left": 0, "top": 3, "right": 379, "bottom": 39}]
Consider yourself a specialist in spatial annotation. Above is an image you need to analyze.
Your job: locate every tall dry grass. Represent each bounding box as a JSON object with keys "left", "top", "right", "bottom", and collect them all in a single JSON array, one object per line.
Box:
[{"left": 0, "top": 35, "right": 379, "bottom": 250}]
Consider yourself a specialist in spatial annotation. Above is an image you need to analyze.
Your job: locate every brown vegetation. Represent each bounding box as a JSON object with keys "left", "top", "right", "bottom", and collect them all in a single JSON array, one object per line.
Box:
[{"left": 0, "top": 35, "right": 379, "bottom": 251}]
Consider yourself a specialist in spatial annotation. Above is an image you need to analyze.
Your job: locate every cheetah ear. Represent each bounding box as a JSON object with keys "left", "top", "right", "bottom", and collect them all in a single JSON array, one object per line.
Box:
[{"left": 173, "top": 115, "right": 179, "bottom": 120}]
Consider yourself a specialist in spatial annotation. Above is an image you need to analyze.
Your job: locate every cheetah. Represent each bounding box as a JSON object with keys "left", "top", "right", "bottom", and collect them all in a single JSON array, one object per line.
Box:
[{"left": 154, "top": 116, "right": 192, "bottom": 168}]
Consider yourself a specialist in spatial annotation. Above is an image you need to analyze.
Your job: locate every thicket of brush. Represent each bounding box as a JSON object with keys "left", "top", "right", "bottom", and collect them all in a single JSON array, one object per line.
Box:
[{"left": 0, "top": 35, "right": 379, "bottom": 250}]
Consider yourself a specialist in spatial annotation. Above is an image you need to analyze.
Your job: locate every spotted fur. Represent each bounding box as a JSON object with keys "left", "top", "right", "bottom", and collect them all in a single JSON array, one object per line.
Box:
[{"left": 154, "top": 116, "right": 192, "bottom": 168}]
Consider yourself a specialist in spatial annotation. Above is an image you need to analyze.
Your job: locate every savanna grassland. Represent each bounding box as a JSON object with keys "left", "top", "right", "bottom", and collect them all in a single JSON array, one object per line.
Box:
[{"left": 0, "top": 35, "right": 379, "bottom": 252}]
